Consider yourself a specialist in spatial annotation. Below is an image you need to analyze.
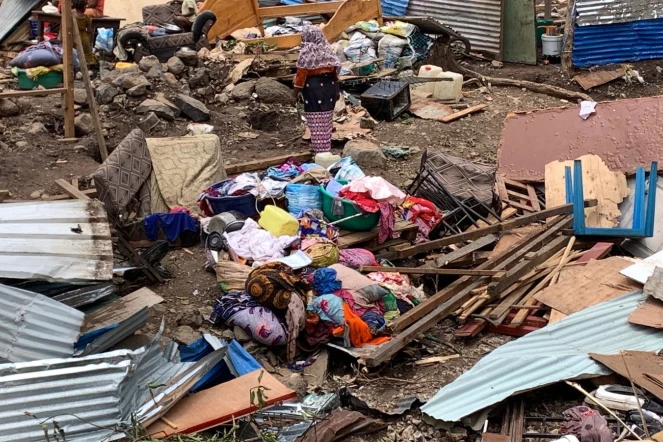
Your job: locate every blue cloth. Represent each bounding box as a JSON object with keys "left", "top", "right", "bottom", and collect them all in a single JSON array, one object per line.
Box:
[
  {"left": 361, "top": 311, "right": 386, "bottom": 333},
  {"left": 308, "top": 294, "right": 345, "bottom": 325},
  {"left": 144, "top": 212, "right": 198, "bottom": 242},
  {"left": 312, "top": 268, "right": 341, "bottom": 295}
]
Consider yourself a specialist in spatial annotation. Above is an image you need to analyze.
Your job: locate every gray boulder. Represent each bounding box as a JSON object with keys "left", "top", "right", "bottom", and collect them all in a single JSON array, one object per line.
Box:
[
  {"left": 231, "top": 80, "right": 256, "bottom": 101},
  {"left": 175, "top": 48, "right": 198, "bottom": 66},
  {"left": 112, "top": 72, "right": 151, "bottom": 91},
  {"left": 96, "top": 83, "right": 119, "bottom": 105},
  {"left": 342, "top": 139, "right": 387, "bottom": 169},
  {"left": 188, "top": 67, "right": 210, "bottom": 89},
  {"left": 0, "top": 99, "right": 20, "bottom": 117},
  {"left": 138, "top": 55, "right": 160, "bottom": 73},
  {"left": 135, "top": 99, "right": 177, "bottom": 121},
  {"left": 74, "top": 113, "right": 94, "bottom": 136},
  {"left": 255, "top": 77, "right": 293, "bottom": 104},
  {"left": 173, "top": 94, "right": 210, "bottom": 122},
  {"left": 166, "top": 57, "right": 185, "bottom": 76}
]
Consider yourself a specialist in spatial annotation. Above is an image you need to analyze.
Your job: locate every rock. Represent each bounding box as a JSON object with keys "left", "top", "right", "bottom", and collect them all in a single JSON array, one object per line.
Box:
[
  {"left": 145, "top": 64, "right": 163, "bottom": 80},
  {"left": 233, "top": 326, "right": 251, "bottom": 343},
  {"left": 231, "top": 80, "right": 256, "bottom": 101},
  {"left": 254, "top": 77, "right": 293, "bottom": 104},
  {"left": 163, "top": 72, "right": 179, "bottom": 86},
  {"left": 112, "top": 72, "right": 151, "bottom": 91},
  {"left": 196, "top": 86, "right": 214, "bottom": 97},
  {"left": 135, "top": 99, "right": 177, "bottom": 121},
  {"left": 138, "top": 55, "right": 160, "bottom": 73},
  {"left": 215, "top": 93, "right": 229, "bottom": 105},
  {"left": 172, "top": 325, "right": 200, "bottom": 345},
  {"left": 173, "top": 94, "right": 210, "bottom": 122},
  {"left": 15, "top": 141, "right": 28, "bottom": 148},
  {"left": 112, "top": 94, "right": 127, "bottom": 106},
  {"left": 74, "top": 113, "right": 94, "bottom": 136},
  {"left": 96, "top": 83, "right": 119, "bottom": 104},
  {"left": 0, "top": 141, "right": 8, "bottom": 150},
  {"left": 161, "top": 63, "right": 169, "bottom": 72},
  {"left": 175, "top": 48, "right": 198, "bottom": 66},
  {"left": 176, "top": 306, "right": 203, "bottom": 328},
  {"left": 359, "top": 116, "right": 377, "bottom": 129},
  {"left": 188, "top": 67, "right": 210, "bottom": 89},
  {"left": 154, "top": 92, "right": 181, "bottom": 117},
  {"left": 138, "top": 112, "right": 160, "bottom": 132},
  {"left": 166, "top": 57, "right": 185, "bottom": 76},
  {"left": 30, "top": 190, "right": 43, "bottom": 199},
  {"left": 0, "top": 98, "right": 20, "bottom": 117},
  {"left": 127, "top": 84, "right": 149, "bottom": 97},
  {"left": 342, "top": 139, "right": 387, "bottom": 169},
  {"left": 220, "top": 329, "right": 235, "bottom": 341},
  {"left": 27, "top": 122, "right": 47, "bottom": 135},
  {"left": 73, "top": 88, "right": 88, "bottom": 105},
  {"left": 277, "top": 369, "right": 308, "bottom": 397},
  {"left": 223, "top": 83, "right": 235, "bottom": 93},
  {"left": 491, "top": 60, "right": 504, "bottom": 68},
  {"left": 401, "top": 425, "right": 416, "bottom": 441}
]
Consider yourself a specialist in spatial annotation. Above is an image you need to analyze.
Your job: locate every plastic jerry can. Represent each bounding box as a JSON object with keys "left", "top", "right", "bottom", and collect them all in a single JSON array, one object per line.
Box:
[
  {"left": 315, "top": 152, "right": 341, "bottom": 169},
  {"left": 418, "top": 65, "right": 443, "bottom": 94},
  {"left": 259, "top": 205, "right": 299, "bottom": 237},
  {"left": 434, "top": 71, "right": 463, "bottom": 103}
]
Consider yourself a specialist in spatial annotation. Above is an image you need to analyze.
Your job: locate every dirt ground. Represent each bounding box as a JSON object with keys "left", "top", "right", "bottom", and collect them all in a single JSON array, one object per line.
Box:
[{"left": 1, "top": 56, "right": 659, "bottom": 441}]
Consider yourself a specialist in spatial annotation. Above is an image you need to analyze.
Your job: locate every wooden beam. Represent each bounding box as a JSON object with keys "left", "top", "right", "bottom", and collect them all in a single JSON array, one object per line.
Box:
[
  {"left": 0, "top": 88, "right": 66, "bottom": 98},
  {"left": 70, "top": 10, "right": 108, "bottom": 161},
  {"left": 358, "top": 266, "right": 504, "bottom": 277},
  {"left": 431, "top": 234, "right": 498, "bottom": 268},
  {"left": 382, "top": 200, "right": 596, "bottom": 260},
  {"left": 43, "top": 188, "right": 97, "bottom": 201},
  {"left": 225, "top": 152, "right": 312, "bottom": 175},
  {"left": 61, "top": 0, "right": 75, "bottom": 138},
  {"left": 54, "top": 179, "right": 91, "bottom": 200},
  {"left": 441, "top": 104, "right": 487, "bottom": 123},
  {"left": 258, "top": 1, "right": 343, "bottom": 18}
]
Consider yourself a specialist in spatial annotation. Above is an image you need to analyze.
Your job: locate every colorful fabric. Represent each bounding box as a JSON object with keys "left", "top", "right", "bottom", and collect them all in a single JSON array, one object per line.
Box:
[
  {"left": 308, "top": 294, "right": 345, "bottom": 326},
  {"left": 361, "top": 311, "right": 386, "bottom": 334},
  {"left": 299, "top": 311, "right": 334, "bottom": 352},
  {"left": 11, "top": 41, "right": 80, "bottom": 70},
  {"left": 346, "top": 176, "right": 406, "bottom": 205},
  {"left": 382, "top": 291, "right": 400, "bottom": 321},
  {"left": 378, "top": 202, "right": 394, "bottom": 244},
  {"left": 402, "top": 196, "right": 441, "bottom": 239},
  {"left": 211, "top": 292, "right": 286, "bottom": 346},
  {"left": 245, "top": 262, "right": 310, "bottom": 314},
  {"left": 367, "top": 271, "right": 425, "bottom": 306},
  {"left": 267, "top": 162, "right": 303, "bottom": 181},
  {"left": 297, "top": 25, "right": 342, "bottom": 71},
  {"left": 561, "top": 406, "right": 613, "bottom": 442},
  {"left": 339, "top": 249, "right": 377, "bottom": 270},
  {"left": 340, "top": 302, "right": 391, "bottom": 348},
  {"left": 312, "top": 268, "right": 342, "bottom": 295},
  {"left": 302, "top": 238, "right": 340, "bottom": 267},
  {"left": 333, "top": 289, "right": 382, "bottom": 317},
  {"left": 338, "top": 189, "right": 379, "bottom": 213},
  {"left": 299, "top": 216, "right": 339, "bottom": 243},
  {"left": 286, "top": 294, "right": 306, "bottom": 363},
  {"left": 306, "top": 110, "right": 334, "bottom": 153},
  {"left": 144, "top": 212, "right": 198, "bottom": 242},
  {"left": 331, "top": 264, "right": 388, "bottom": 303}
]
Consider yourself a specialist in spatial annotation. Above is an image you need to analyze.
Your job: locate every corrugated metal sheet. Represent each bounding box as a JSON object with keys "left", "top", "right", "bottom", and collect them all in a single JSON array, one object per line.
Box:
[
  {"left": 421, "top": 290, "right": 663, "bottom": 423},
  {"left": 0, "top": 284, "right": 84, "bottom": 363},
  {"left": 576, "top": 0, "right": 663, "bottom": 27},
  {"left": 0, "top": 200, "right": 113, "bottom": 282},
  {"left": 572, "top": 18, "right": 663, "bottom": 67},
  {"left": 381, "top": 0, "right": 409, "bottom": 17},
  {"left": 0, "top": 0, "right": 41, "bottom": 44},
  {"left": 78, "top": 308, "right": 149, "bottom": 356},
  {"left": 406, "top": 0, "right": 503, "bottom": 55}
]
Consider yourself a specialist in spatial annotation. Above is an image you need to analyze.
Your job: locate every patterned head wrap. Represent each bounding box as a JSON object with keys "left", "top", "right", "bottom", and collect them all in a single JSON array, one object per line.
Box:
[{"left": 296, "top": 25, "right": 342, "bottom": 70}]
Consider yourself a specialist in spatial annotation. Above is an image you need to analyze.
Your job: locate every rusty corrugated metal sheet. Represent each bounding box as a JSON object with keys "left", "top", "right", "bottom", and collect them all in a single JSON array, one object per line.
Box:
[
  {"left": 406, "top": 0, "right": 503, "bottom": 55},
  {"left": 0, "top": 200, "right": 113, "bottom": 282},
  {"left": 575, "top": 0, "right": 663, "bottom": 27}
]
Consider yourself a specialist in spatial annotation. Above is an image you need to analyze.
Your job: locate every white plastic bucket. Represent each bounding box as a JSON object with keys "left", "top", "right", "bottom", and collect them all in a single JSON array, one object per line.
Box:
[{"left": 541, "top": 34, "right": 563, "bottom": 56}]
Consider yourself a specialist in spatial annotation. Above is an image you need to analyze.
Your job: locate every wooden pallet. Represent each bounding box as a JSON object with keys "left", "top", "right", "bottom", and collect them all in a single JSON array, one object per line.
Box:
[
  {"left": 496, "top": 176, "right": 544, "bottom": 213},
  {"left": 337, "top": 219, "right": 418, "bottom": 251}
]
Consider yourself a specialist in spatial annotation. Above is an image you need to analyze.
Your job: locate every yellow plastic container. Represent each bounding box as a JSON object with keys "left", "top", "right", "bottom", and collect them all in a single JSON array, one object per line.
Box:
[
  {"left": 259, "top": 205, "right": 299, "bottom": 237},
  {"left": 418, "top": 65, "right": 443, "bottom": 94}
]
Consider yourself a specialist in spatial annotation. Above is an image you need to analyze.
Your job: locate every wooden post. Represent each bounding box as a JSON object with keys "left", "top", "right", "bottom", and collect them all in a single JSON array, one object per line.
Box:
[
  {"left": 544, "top": 0, "right": 552, "bottom": 20},
  {"left": 561, "top": 0, "right": 575, "bottom": 76},
  {"left": 61, "top": 0, "right": 76, "bottom": 138},
  {"left": 69, "top": 7, "right": 108, "bottom": 161}
]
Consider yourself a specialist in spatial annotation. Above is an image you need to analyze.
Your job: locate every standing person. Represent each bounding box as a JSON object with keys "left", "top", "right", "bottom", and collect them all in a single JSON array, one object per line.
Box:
[
  {"left": 293, "top": 25, "right": 341, "bottom": 154},
  {"left": 173, "top": 0, "right": 199, "bottom": 32},
  {"left": 73, "top": 0, "right": 97, "bottom": 65}
]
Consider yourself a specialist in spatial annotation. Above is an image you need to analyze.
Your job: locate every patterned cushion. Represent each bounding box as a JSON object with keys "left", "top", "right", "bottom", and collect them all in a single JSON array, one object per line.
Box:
[
  {"left": 148, "top": 33, "right": 195, "bottom": 50},
  {"left": 94, "top": 129, "right": 152, "bottom": 219},
  {"left": 142, "top": 3, "right": 179, "bottom": 27}
]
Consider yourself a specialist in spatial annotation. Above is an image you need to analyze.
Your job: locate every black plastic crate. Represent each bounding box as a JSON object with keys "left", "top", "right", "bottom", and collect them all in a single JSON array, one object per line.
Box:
[{"left": 360, "top": 80, "right": 411, "bottom": 121}]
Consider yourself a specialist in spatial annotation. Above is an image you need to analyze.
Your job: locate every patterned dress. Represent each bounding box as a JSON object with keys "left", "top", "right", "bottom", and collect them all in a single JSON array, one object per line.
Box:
[{"left": 294, "top": 66, "right": 339, "bottom": 153}]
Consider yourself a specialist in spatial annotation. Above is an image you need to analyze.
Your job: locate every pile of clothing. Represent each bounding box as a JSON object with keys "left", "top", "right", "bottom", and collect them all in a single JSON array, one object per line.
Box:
[{"left": 10, "top": 41, "right": 80, "bottom": 82}]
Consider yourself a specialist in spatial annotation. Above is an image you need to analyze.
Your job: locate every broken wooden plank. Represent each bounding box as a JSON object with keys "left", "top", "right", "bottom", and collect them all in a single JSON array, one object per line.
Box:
[
  {"left": 225, "top": 152, "right": 312, "bottom": 175},
  {"left": 358, "top": 266, "right": 504, "bottom": 277},
  {"left": 414, "top": 354, "right": 460, "bottom": 365},
  {"left": 589, "top": 351, "right": 663, "bottom": 403},
  {"left": 574, "top": 68, "right": 624, "bottom": 91},
  {"left": 43, "top": 188, "right": 97, "bottom": 201},
  {"left": 54, "top": 179, "right": 91, "bottom": 200},
  {"left": 577, "top": 242, "right": 613, "bottom": 262},
  {"left": 0, "top": 88, "right": 66, "bottom": 98},
  {"left": 431, "top": 234, "right": 498, "bottom": 268},
  {"left": 629, "top": 297, "right": 663, "bottom": 329},
  {"left": 82, "top": 287, "right": 164, "bottom": 332},
  {"left": 441, "top": 104, "right": 487, "bottom": 123}
]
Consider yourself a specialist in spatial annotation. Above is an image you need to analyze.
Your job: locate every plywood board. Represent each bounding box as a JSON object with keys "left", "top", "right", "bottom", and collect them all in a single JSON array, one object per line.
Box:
[
  {"left": 545, "top": 154, "right": 629, "bottom": 228},
  {"left": 548, "top": 309, "right": 568, "bottom": 324},
  {"left": 629, "top": 297, "right": 663, "bottom": 329},
  {"left": 533, "top": 257, "right": 640, "bottom": 315},
  {"left": 574, "top": 68, "right": 625, "bottom": 90},
  {"left": 148, "top": 370, "right": 296, "bottom": 438},
  {"left": 497, "top": 96, "right": 663, "bottom": 182},
  {"left": 502, "top": 0, "right": 537, "bottom": 65},
  {"left": 590, "top": 351, "right": 663, "bottom": 402},
  {"left": 83, "top": 288, "right": 164, "bottom": 332}
]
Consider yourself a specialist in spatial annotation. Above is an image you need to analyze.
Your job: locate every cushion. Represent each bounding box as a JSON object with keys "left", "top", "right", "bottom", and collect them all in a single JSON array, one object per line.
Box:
[{"left": 142, "top": 3, "right": 179, "bottom": 27}]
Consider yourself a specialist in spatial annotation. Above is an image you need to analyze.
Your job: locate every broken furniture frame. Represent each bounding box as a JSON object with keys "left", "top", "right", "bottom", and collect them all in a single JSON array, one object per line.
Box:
[
  {"left": 566, "top": 160, "right": 658, "bottom": 237},
  {"left": 201, "top": 0, "right": 383, "bottom": 48}
]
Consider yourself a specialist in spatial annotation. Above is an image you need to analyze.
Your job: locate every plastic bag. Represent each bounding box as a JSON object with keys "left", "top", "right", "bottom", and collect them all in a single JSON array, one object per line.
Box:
[
  {"left": 329, "top": 157, "right": 365, "bottom": 183},
  {"left": 95, "top": 28, "right": 114, "bottom": 52},
  {"left": 380, "top": 20, "right": 416, "bottom": 38},
  {"left": 378, "top": 34, "right": 407, "bottom": 69},
  {"left": 286, "top": 184, "right": 322, "bottom": 215},
  {"left": 343, "top": 32, "right": 376, "bottom": 63}
]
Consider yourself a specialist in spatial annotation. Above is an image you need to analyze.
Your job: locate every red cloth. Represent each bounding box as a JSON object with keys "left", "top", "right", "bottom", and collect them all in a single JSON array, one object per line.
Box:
[{"left": 338, "top": 189, "right": 379, "bottom": 213}]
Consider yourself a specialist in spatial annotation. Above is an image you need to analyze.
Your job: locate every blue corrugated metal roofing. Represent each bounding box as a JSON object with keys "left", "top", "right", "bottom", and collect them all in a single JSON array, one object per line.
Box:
[
  {"left": 0, "top": 0, "right": 41, "bottom": 44},
  {"left": 279, "top": 0, "right": 409, "bottom": 16},
  {"left": 421, "top": 291, "right": 663, "bottom": 424},
  {"left": 573, "top": 18, "right": 663, "bottom": 67}
]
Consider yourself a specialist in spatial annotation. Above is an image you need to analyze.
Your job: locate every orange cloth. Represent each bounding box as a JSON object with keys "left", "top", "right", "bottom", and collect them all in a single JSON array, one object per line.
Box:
[
  {"left": 294, "top": 66, "right": 338, "bottom": 88},
  {"left": 336, "top": 302, "right": 391, "bottom": 348}
]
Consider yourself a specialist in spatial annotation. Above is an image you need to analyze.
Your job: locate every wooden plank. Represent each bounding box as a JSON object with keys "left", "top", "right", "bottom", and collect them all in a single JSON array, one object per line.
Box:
[
  {"left": 489, "top": 282, "right": 535, "bottom": 321},
  {"left": 338, "top": 219, "right": 416, "bottom": 249},
  {"left": 545, "top": 154, "right": 629, "bottom": 228},
  {"left": 225, "top": 152, "right": 312, "bottom": 175},
  {"left": 0, "top": 88, "right": 66, "bottom": 98},
  {"left": 548, "top": 308, "right": 568, "bottom": 324},
  {"left": 490, "top": 225, "right": 544, "bottom": 258},
  {"left": 431, "top": 234, "right": 498, "bottom": 268},
  {"left": 574, "top": 68, "right": 624, "bottom": 91},
  {"left": 83, "top": 287, "right": 164, "bottom": 332},
  {"left": 61, "top": 0, "right": 75, "bottom": 138},
  {"left": 54, "top": 179, "right": 91, "bottom": 200},
  {"left": 589, "top": 351, "right": 663, "bottom": 403},
  {"left": 70, "top": 10, "right": 108, "bottom": 161},
  {"left": 43, "top": 188, "right": 97, "bottom": 201},
  {"left": 387, "top": 200, "right": 596, "bottom": 260},
  {"left": 509, "top": 400, "right": 525, "bottom": 442},
  {"left": 534, "top": 257, "right": 640, "bottom": 315},
  {"left": 629, "top": 297, "right": 663, "bottom": 329},
  {"left": 577, "top": 242, "right": 613, "bottom": 262},
  {"left": 414, "top": 354, "right": 460, "bottom": 365},
  {"left": 147, "top": 370, "right": 296, "bottom": 438},
  {"left": 441, "top": 104, "right": 487, "bottom": 123},
  {"left": 258, "top": 1, "right": 343, "bottom": 18},
  {"left": 358, "top": 266, "right": 504, "bottom": 277}
]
